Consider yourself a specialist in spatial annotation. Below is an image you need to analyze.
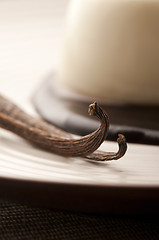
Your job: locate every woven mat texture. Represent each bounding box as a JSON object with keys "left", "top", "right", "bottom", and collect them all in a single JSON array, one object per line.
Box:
[{"left": 0, "top": 199, "right": 159, "bottom": 240}]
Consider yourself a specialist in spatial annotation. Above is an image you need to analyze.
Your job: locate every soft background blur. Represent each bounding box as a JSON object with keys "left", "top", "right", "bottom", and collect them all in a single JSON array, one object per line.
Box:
[{"left": 0, "top": 0, "right": 69, "bottom": 105}]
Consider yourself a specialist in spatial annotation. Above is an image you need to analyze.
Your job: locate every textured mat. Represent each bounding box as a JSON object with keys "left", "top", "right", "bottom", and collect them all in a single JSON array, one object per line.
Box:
[{"left": 0, "top": 199, "right": 159, "bottom": 240}]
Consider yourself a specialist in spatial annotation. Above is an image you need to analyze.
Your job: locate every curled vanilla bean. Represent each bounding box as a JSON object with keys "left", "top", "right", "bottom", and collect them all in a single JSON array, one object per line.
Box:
[
  {"left": 85, "top": 134, "right": 127, "bottom": 161},
  {"left": 0, "top": 95, "right": 109, "bottom": 157},
  {"left": 0, "top": 94, "right": 127, "bottom": 160}
]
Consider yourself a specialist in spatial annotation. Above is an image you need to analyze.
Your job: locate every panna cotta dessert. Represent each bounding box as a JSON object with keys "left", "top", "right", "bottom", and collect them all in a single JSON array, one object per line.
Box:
[{"left": 58, "top": 0, "right": 159, "bottom": 105}]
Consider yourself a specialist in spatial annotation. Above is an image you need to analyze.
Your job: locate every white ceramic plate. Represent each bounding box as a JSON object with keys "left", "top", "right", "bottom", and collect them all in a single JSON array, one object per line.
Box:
[{"left": 0, "top": 126, "right": 159, "bottom": 214}]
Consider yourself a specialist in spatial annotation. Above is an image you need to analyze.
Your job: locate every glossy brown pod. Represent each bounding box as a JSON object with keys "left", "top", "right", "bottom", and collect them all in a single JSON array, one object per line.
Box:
[{"left": 0, "top": 94, "right": 127, "bottom": 160}]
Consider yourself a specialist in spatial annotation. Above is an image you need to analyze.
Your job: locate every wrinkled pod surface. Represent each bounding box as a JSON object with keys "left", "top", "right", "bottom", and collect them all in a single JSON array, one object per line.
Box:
[{"left": 0, "top": 95, "right": 110, "bottom": 157}]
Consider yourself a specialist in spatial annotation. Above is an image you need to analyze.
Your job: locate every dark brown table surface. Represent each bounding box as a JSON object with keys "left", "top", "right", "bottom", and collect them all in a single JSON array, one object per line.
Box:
[{"left": 0, "top": 198, "right": 159, "bottom": 240}]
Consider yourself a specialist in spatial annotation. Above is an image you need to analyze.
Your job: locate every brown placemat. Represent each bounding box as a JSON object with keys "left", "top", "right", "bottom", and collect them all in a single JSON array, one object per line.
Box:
[{"left": 0, "top": 198, "right": 159, "bottom": 240}]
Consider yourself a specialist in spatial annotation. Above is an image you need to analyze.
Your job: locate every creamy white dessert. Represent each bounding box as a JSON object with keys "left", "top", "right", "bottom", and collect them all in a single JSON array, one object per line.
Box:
[{"left": 58, "top": 0, "right": 159, "bottom": 105}]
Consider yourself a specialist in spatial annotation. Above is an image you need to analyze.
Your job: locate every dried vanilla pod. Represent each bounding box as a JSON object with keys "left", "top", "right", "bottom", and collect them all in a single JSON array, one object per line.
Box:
[
  {"left": 0, "top": 95, "right": 109, "bottom": 157},
  {"left": 0, "top": 94, "right": 127, "bottom": 160},
  {"left": 85, "top": 134, "right": 127, "bottom": 161}
]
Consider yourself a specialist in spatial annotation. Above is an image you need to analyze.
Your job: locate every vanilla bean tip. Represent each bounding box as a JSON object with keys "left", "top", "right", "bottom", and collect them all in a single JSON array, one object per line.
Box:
[
  {"left": 117, "top": 134, "right": 126, "bottom": 143},
  {"left": 88, "top": 102, "right": 98, "bottom": 116}
]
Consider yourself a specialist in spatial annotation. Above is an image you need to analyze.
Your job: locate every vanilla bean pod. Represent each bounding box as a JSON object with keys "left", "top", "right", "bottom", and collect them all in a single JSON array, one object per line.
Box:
[
  {"left": 0, "top": 95, "right": 70, "bottom": 138},
  {"left": 85, "top": 134, "right": 127, "bottom": 161},
  {"left": 0, "top": 95, "right": 109, "bottom": 157},
  {"left": 0, "top": 95, "right": 127, "bottom": 160}
]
